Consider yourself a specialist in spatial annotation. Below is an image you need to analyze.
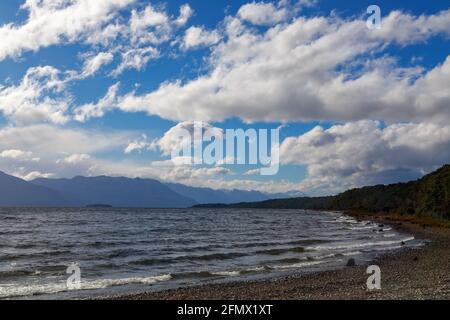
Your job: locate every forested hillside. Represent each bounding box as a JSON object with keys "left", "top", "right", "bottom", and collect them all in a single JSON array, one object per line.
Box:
[{"left": 201, "top": 165, "right": 450, "bottom": 220}]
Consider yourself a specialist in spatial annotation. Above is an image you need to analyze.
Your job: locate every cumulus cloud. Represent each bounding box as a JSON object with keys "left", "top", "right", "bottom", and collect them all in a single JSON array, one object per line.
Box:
[
  {"left": 0, "top": 66, "right": 70, "bottom": 124},
  {"left": 182, "top": 26, "right": 221, "bottom": 50},
  {"left": 280, "top": 121, "right": 450, "bottom": 195},
  {"left": 150, "top": 159, "right": 300, "bottom": 193},
  {"left": 99, "top": 3, "right": 191, "bottom": 75},
  {"left": 244, "top": 168, "right": 261, "bottom": 176},
  {"left": 0, "top": 124, "right": 131, "bottom": 167},
  {"left": 158, "top": 164, "right": 233, "bottom": 182},
  {"left": 74, "top": 82, "right": 120, "bottom": 122},
  {"left": 58, "top": 153, "right": 91, "bottom": 165},
  {"left": 124, "top": 134, "right": 153, "bottom": 154},
  {"left": 0, "top": 124, "right": 166, "bottom": 183},
  {"left": 0, "top": 0, "right": 196, "bottom": 81},
  {"left": 74, "top": 8, "right": 450, "bottom": 124},
  {"left": 237, "top": 2, "right": 288, "bottom": 26},
  {"left": 20, "top": 171, "right": 54, "bottom": 181},
  {"left": 84, "top": 23, "right": 125, "bottom": 47},
  {"left": 0, "top": 0, "right": 133, "bottom": 61},
  {"left": 0, "top": 149, "right": 39, "bottom": 162},
  {"left": 3, "top": 121, "right": 447, "bottom": 196},
  {"left": 372, "top": 9, "right": 450, "bottom": 44},
  {"left": 0, "top": 2, "right": 200, "bottom": 124},
  {"left": 1, "top": 2, "right": 450, "bottom": 197},
  {"left": 80, "top": 52, "right": 114, "bottom": 78},
  {"left": 111, "top": 47, "right": 159, "bottom": 76},
  {"left": 175, "top": 4, "right": 194, "bottom": 26},
  {"left": 151, "top": 121, "right": 223, "bottom": 158}
]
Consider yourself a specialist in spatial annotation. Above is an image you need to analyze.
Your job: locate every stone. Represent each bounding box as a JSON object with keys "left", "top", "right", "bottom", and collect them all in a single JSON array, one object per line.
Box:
[{"left": 346, "top": 258, "right": 356, "bottom": 267}]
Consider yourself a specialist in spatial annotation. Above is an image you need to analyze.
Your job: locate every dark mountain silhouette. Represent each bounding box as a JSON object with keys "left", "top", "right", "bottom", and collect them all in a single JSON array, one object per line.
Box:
[
  {"left": 196, "top": 165, "right": 450, "bottom": 220},
  {"left": 32, "top": 176, "right": 197, "bottom": 208},
  {"left": 0, "top": 171, "right": 70, "bottom": 207}
]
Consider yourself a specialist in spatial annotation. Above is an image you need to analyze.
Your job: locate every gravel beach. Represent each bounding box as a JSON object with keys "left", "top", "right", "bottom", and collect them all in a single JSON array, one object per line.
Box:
[{"left": 110, "top": 214, "right": 450, "bottom": 300}]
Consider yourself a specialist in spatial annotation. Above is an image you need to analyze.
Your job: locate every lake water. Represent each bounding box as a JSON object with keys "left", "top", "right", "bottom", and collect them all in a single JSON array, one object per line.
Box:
[{"left": 0, "top": 208, "right": 421, "bottom": 299}]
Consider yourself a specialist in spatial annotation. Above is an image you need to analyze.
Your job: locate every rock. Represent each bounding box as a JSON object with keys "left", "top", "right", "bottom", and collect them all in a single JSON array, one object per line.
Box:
[{"left": 346, "top": 258, "right": 356, "bottom": 267}]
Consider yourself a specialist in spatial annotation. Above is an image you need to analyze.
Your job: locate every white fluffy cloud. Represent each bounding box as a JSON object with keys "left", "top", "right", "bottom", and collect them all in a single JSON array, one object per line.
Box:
[
  {"left": 112, "top": 47, "right": 159, "bottom": 76},
  {"left": 74, "top": 8, "right": 450, "bottom": 125},
  {"left": 0, "top": 0, "right": 133, "bottom": 61},
  {"left": 244, "top": 168, "right": 260, "bottom": 176},
  {"left": 0, "top": 124, "right": 133, "bottom": 178},
  {"left": 0, "top": 66, "right": 70, "bottom": 124},
  {"left": 151, "top": 121, "right": 223, "bottom": 157},
  {"left": 0, "top": 125, "right": 131, "bottom": 157},
  {"left": 124, "top": 134, "right": 153, "bottom": 154},
  {"left": 157, "top": 164, "right": 233, "bottom": 181},
  {"left": 58, "top": 153, "right": 91, "bottom": 165},
  {"left": 20, "top": 171, "right": 54, "bottom": 181},
  {"left": 0, "top": 149, "right": 38, "bottom": 162},
  {"left": 280, "top": 121, "right": 450, "bottom": 195},
  {"left": 74, "top": 82, "right": 120, "bottom": 122},
  {"left": 2, "top": 120, "right": 448, "bottom": 196},
  {"left": 1, "top": 2, "right": 450, "bottom": 196},
  {"left": 0, "top": 0, "right": 196, "bottom": 83},
  {"left": 175, "top": 4, "right": 194, "bottom": 27},
  {"left": 237, "top": 2, "right": 288, "bottom": 26},
  {"left": 182, "top": 26, "right": 221, "bottom": 50},
  {"left": 93, "top": 3, "right": 193, "bottom": 75},
  {"left": 81, "top": 52, "right": 114, "bottom": 78}
]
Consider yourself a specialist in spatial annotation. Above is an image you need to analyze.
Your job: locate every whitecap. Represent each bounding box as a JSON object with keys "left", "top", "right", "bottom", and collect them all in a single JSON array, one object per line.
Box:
[
  {"left": 210, "top": 271, "right": 240, "bottom": 277},
  {"left": 306, "top": 237, "right": 415, "bottom": 251},
  {"left": 0, "top": 274, "right": 172, "bottom": 299}
]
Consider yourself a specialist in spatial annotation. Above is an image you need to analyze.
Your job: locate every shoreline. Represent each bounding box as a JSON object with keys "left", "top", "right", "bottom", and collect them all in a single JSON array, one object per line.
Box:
[{"left": 110, "top": 214, "right": 450, "bottom": 300}]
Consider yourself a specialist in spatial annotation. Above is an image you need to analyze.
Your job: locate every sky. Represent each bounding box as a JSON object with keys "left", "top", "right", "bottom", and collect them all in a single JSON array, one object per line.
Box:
[{"left": 0, "top": 0, "right": 449, "bottom": 196}]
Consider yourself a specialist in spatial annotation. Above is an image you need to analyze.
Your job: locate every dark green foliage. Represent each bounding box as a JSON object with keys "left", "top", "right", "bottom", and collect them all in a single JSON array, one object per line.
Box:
[
  {"left": 197, "top": 165, "right": 450, "bottom": 220},
  {"left": 413, "top": 165, "right": 450, "bottom": 219}
]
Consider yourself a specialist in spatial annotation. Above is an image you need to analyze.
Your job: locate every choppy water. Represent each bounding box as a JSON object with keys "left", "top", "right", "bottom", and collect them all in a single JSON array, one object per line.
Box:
[{"left": 0, "top": 208, "right": 421, "bottom": 299}]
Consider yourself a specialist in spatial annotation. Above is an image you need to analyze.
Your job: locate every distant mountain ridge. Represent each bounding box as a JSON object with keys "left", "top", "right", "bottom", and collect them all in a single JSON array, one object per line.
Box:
[
  {"left": 165, "top": 183, "right": 268, "bottom": 205},
  {"left": 32, "top": 176, "right": 197, "bottom": 208},
  {"left": 0, "top": 172, "right": 70, "bottom": 207},
  {"left": 197, "top": 165, "right": 450, "bottom": 220},
  {"left": 0, "top": 171, "right": 273, "bottom": 208}
]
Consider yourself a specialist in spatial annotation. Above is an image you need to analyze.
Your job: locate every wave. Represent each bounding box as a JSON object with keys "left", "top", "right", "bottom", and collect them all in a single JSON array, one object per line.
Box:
[
  {"left": 0, "top": 269, "right": 35, "bottom": 279},
  {"left": 272, "top": 260, "right": 328, "bottom": 270},
  {"left": 176, "top": 270, "right": 242, "bottom": 279},
  {"left": 383, "top": 234, "right": 397, "bottom": 238},
  {"left": 130, "top": 251, "right": 248, "bottom": 266},
  {"left": 348, "top": 226, "right": 376, "bottom": 230},
  {"left": 228, "top": 238, "right": 329, "bottom": 249},
  {"left": 2, "top": 250, "right": 73, "bottom": 261},
  {"left": 210, "top": 271, "right": 241, "bottom": 277},
  {"left": 175, "top": 265, "right": 274, "bottom": 280},
  {"left": 188, "top": 252, "right": 248, "bottom": 261},
  {"left": 131, "top": 244, "right": 311, "bottom": 265},
  {"left": 256, "top": 246, "right": 305, "bottom": 256},
  {"left": 340, "top": 251, "right": 363, "bottom": 256},
  {"left": 0, "top": 274, "right": 172, "bottom": 299},
  {"left": 306, "top": 237, "right": 415, "bottom": 251}
]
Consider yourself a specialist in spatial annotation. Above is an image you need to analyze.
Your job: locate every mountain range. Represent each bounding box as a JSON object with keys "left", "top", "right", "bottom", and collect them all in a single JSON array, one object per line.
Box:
[
  {"left": 2, "top": 166, "right": 448, "bottom": 218},
  {"left": 0, "top": 171, "right": 273, "bottom": 208},
  {"left": 198, "top": 165, "right": 450, "bottom": 220}
]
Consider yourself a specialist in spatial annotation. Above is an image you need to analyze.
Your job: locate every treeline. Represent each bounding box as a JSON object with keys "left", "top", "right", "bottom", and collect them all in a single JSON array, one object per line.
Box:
[{"left": 196, "top": 165, "right": 450, "bottom": 220}]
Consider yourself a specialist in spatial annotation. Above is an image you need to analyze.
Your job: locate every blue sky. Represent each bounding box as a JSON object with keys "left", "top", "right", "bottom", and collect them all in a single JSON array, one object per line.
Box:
[{"left": 0, "top": 0, "right": 449, "bottom": 195}]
